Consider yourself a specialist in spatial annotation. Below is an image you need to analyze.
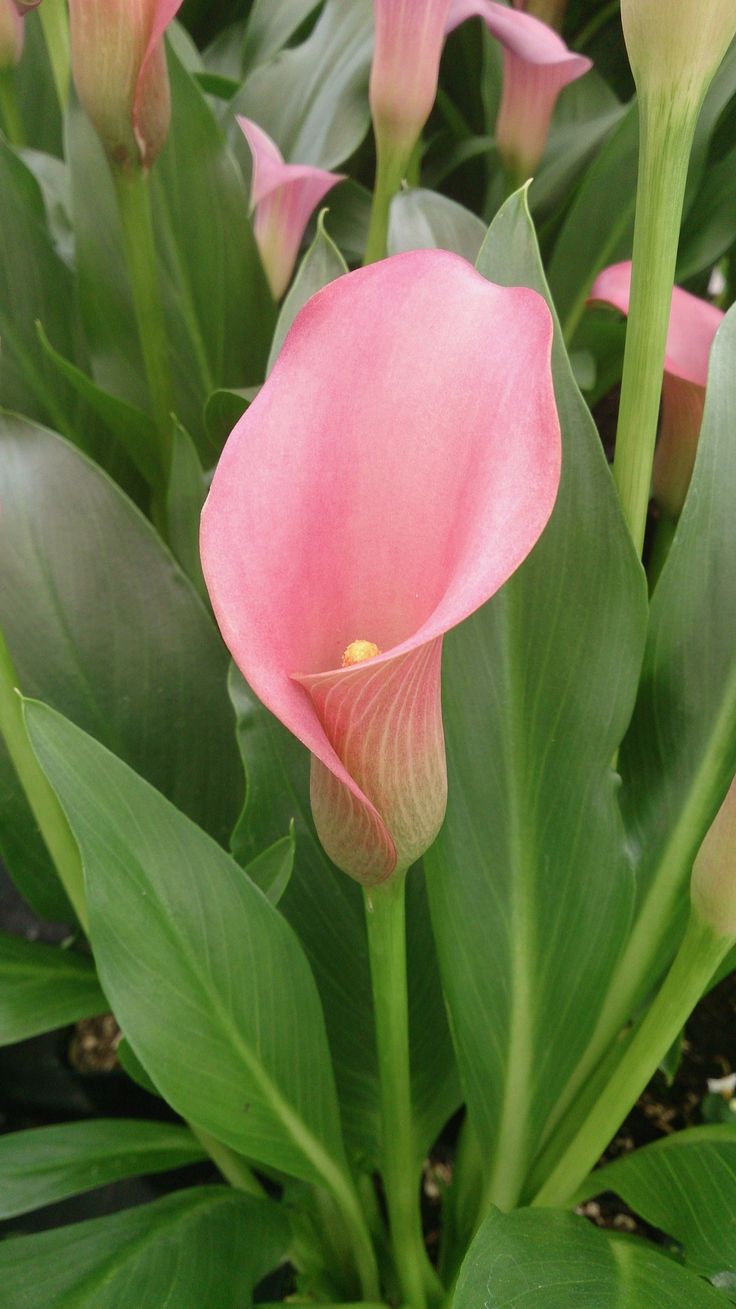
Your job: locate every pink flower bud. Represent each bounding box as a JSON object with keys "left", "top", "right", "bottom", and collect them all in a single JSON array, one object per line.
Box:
[
  {"left": 201, "top": 252, "right": 561, "bottom": 884},
  {"left": 691, "top": 777, "right": 736, "bottom": 940},
  {"left": 589, "top": 261, "right": 723, "bottom": 518},
  {"left": 0, "top": 0, "right": 24, "bottom": 71},
  {"left": 237, "top": 117, "right": 344, "bottom": 301},
  {"left": 369, "top": 0, "right": 453, "bottom": 170},
  {"left": 69, "top": 0, "right": 183, "bottom": 171},
  {"left": 448, "top": 0, "right": 591, "bottom": 177}
]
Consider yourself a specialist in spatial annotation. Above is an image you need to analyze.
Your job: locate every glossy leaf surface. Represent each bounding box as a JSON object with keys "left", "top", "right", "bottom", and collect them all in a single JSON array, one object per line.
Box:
[
  {"left": 0, "top": 1188, "right": 289, "bottom": 1309},
  {"left": 26, "top": 701, "right": 350, "bottom": 1189},
  {"left": 0, "top": 933, "right": 105, "bottom": 1045},
  {"left": 0, "top": 1120, "right": 206, "bottom": 1219}
]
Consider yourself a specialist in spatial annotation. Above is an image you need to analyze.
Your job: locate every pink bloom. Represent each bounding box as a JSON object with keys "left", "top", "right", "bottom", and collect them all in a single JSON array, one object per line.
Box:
[
  {"left": 237, "top": 117, "right": 344, "bottom": 301},
  {"left": 447, "top": 0, "right": 591, "bottom": 177},
  {"left": 69, "top": 0, "right": 183, "bottom": 170},
  {"left": 369, "top": 0, "right": 453, "bottom": 168},
  {"left": 0, "top": 0, "right": 23, "bottom": 70},
  {"left": 201, "top": 251, "right": 561, "bottom": 885},
  {"left": 589, "top": 261, "right": 724, "bottom": 517}
]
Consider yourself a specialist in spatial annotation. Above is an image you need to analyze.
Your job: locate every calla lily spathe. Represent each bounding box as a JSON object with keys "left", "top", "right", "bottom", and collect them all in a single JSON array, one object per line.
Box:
[
  {"left": 0, "top": 0, "right": 23, "bottom": 70},
  {"left": 447, "top": 0, "right": 591, "bottom": 177},
  {"left": 369, "top": 0, "right": 452, "bottom": 170},
  {"left": 201, "top": 251, "right": 561, "bottom": 885},
  {"left": 237, "top": 117, "right": 344, "bottom": 300},
  {"left": 69, "top": 0, "right": 183, "bottom": 170},
  {"left": 590, "top": 261, "right": 723, "bottom": 517}
]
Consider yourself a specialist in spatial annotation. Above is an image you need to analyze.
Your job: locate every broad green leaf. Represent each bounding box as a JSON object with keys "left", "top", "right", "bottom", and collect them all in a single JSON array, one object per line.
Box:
[
  {"left": 229, "top": 669, "right": 460, "bottom": 1169},
  {"left": 233, "top": 0, "right": 373, "bottom": 169},
  {"left": 0, "top": 1187, "right": 289, "bottom": 1309},
  {"left": 245, "top": 831, "right": 296, "bottom": 905},
  {"left": 620, "top": 307, "right": 736, "bottom": 986},
  {"left": 454, "top": 1208, "right": 727, "bottom": 1308},
  {"left": 11, "top": 8, "right": 62, "bottom": 155},
  {"left": 267, "top": 210, "right": 348, "bottom": 373},
  {"left": 243, "top": 0, "right": 324, "bottom": 73},
  {"left": 0, "top": 138, "right": 83, "bottom": 438},
  {"left": 530, "top": 72, "right": 626, "bottom": 220},
  {"left": 0, "top": 933, "right": 105, "bottom": 1045},
  {"left": 678, "top": 147, "right": 736, "bottom": 281},
  {"left": 424, "top": 191, "right": 647, "bottom": 1212},
  {"left": 67, "top": 45, "right": 274, "bottom": 456},
  {"left": 27, "top": 701, "right": 351, "bottom": 1189},
  {"left": 0, "top": 1120, "right": 205, "bottom": 1219},
  {"left": 204, "top": 385, "right": 257, "bottom": 451},
  {"left": 575, "top": 1126, "right": 736, "bottom": 1294},
  {"left": 0, "top": 418, "right": 241, "bottom": 917},
  {"left": 388, "top": 189, "right": 486, "bottom": 263},
  {"left": 318, "top": 179, "right": 371, "bottom": 263},
  {"left": 165, "top": 421, "right": 207, "bottom": 598},
  {"left": 19, "top": 148, "right": 73, "bottom": 267}
]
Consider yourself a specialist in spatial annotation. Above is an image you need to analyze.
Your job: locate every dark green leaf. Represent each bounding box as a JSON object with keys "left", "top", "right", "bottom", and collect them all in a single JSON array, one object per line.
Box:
[
  {"left": 424, "top": 190, "right": 647, "bottom": 1213},
  {"left": 0, "top": 1187, "right": 289, "bottom": 1309},
  {"left": 575, "top": 1126, "right": 736, "bottom": 1295},
  {"left": 0, "top": 932, "right": 105, "bottom": 1045},
  {"left": 454, "top": 1207, "right": 727, "bottom": 1308},
  {"left": 165, "top": 421, "right": 207, "bottom": 598},
  {"left": 243, "top": 0, "right": 324, "bottom": 74},
  {"left": 245, "top": 830, "right": 296, "bottom": 905},
  {"left": 0, "top": 1120, "right": 206, "bottom": 1219},
  {"left": 204, "top": 385, "right": 256, "bottom": 451},
  {"left": 27, "top": 701, "right": 350, "bottom": 1189},
  {"left": 0, "top": 417, "right": 242, "bottom": 917}
]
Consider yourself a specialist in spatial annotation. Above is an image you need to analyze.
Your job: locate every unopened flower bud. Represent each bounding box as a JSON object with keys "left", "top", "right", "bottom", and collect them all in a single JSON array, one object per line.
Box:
[
  {"left": 0, "top": 0, "right": 24, "bottom": 71},
  {"left": 69, "top": 0, "right": 183, "bottom": 171},
  {"left": 621, "top": 0, "right": 736, "bottom": 113},
  {"left": 369, "top": 0, "right": 452, "bottom": 173}
]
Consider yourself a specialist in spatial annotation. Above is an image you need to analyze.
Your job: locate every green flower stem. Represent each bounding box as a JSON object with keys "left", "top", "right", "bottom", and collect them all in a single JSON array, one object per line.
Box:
[
  {"left": 364, "top": 145, "right": 405, "bottom": 265},
  {"left": 189, "top": 1126, "right": 266, "bottom": 1198},
  {"left": 364, "top": 875, "right": 440, "bottom": 1309},
  {"left": 0, "top": 71, "right": 24, "bottom": 147},
  {"left": 112, "top": 167, "right": 174, "bottom": 480},
  {"left": 38, "top": 0, "right": 70, "bottom": 113},
  {"left": 0, "top": 631, "right": 87, "bottom": 930},
  {"left": 612, "top": 96, "right": 697, "bottom": 556},
  {"left": 531, "top": 913, "right": 730, "bottom": 1208}
]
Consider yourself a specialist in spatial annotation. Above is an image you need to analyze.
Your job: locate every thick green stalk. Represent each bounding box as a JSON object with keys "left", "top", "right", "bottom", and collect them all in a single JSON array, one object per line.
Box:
[
  {"left": 189, "top": 1126, "right": 266, "bottom": 1198},
  {"left": 38, "top": 0, "right": 70, "bottom": 112},
  {"left": 364, "top": 875, "right": 439, "bottom": 1309},
  {"left": 364, "top": 145, "right": 405, "bottom": 265},
  {"left": 532, "top": 913, "right": 730, "bottom": 1208},
  {"left": 112, "top": 168, "right": 173, "bottom": 478},
  {"left": 0, "top": 630, "right": 87, "bottom": 930},
  {"left": 0, "top": 71, "right": 24, "bottom": 146},
  {"left": 612, "top": 96, "right": 697, "bottom": 555}
]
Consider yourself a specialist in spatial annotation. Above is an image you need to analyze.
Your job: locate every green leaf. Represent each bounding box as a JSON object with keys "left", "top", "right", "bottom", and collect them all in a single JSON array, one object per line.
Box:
[
  {"left": 243, "top": 0, "right": 324, "bottom": 74},
  {"left": 678, "top": 147, "right": 736, "bottom": 281},
  {"left": 66, "top": 45, "right": 275, "bottom": 456},
  {"left": 267, "top": 210, "right": 348, "bottom": 373},
  {"left": 165, "top": 421, "right": 208, "bottom": 598},
  {"left": 233, "top": 0, "right": 373, "bottom": 169},
  {"left": 424, "top": 190, "right": 647, "bottom": 1212},
  {"left": 228, "top": 669, "right": 460, "bottom": 1169},
  {"left": 454, "top": 1208, "right": 728, "bottom": 1308},
  {"left": 620, "top": 307, "right": 736, "bottom": 985},
  {"left": 26, "top": 700, "right": 351, "bottom": 1190},
  {"left": 575, "top": 1126, "right": 736, "bottom": 1295},
  {"left": 388, "top": 189, "right": 486, "bottom": 263},
  {"left": 11, "top": 9, "right": 62, "bottom": 155},
  {"left": 245, "top": 830, "right": 296, "bottom": 905},
  {"left": 0, "top": 417, "right": 242, "bottom": 918},
  {"left": 0, "top": 1187, "right": 289, "bottom": 1309},
  {"left": 0, "top": 933, "right": 105, "bottom": 1045},
  {"left": 0, "top": 1120, "right": 206, "bottom": 1219}
]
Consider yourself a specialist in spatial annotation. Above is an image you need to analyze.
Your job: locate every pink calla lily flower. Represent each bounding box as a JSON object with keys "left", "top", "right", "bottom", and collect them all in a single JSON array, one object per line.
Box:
[
  {"left": 370, "top": 0, "right": 453, "bottom": 167},
  {"left": 237, "top": 117, "right": 344, "bottom": 301},
  {"left": 69, "top": 0, "right": 183, "bottom": 170},
  {"left": 447, "top": 0, "right": 591, "bottom": 177},
  {"left": 589, "top": 261, "right": 724, "bottom": 517},
  {"left": 0, "top": 0, "right": 23, "bottom": 69},
  {"left": 201, "top": 251, "right": 561, "bottom": 885}
]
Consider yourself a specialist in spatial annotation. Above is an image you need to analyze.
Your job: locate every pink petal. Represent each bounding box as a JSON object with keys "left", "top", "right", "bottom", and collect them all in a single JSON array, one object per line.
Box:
[
  {"left": 0, "top": 0, "right": 23, "bottom": 68},
  {"left": 589, "top": 261, "right": 724, "bottom": 388},
  {"left": 201, "top": 251, "right": 561, "bottom": 881},
  {"left": 447, "top": 0, "right": 590, "bottom": 172},
  {"left": 237, "top": 117, "right": 344, "bottom": 299},
  {"left": 370, "top": 0, "right": 453, "bottom": 160},
  {"left": 133, "top": 0, "right": 183, "bottom": 166}
]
